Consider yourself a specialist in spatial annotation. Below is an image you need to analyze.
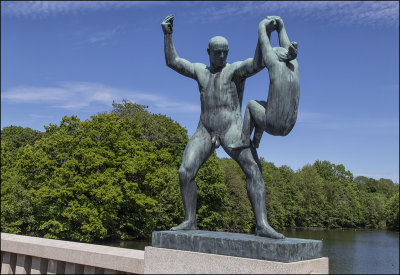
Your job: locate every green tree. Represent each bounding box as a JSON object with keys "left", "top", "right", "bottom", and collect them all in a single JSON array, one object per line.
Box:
[
  {"left": 1, "top": 126, "right": 43, "bottom": 235},
  {"left": 0, "top": 159, "right": 35, "bottom": 234},
  {"left": 1, "top": 125, "right": 44, "bottom": 157},
  {"left": 196, "top": 153, "right": 228, "bottom": 231},
  {"left": 313, "top": 161, "right": 362, "bottom": 228},
  {"left": 293, "top": 165, "right": 327, "bottom": 227},
  {"left": 355, "top": 176, "right": 398, "bottom": 228},
  {"left": 385, "top": 191, "right": 399, "bottom": 231},
  {"left": 219, "top": 158, "right": 254, "bottom": 233},
  {"left": 111, "top": 100, "right": 188, "bottom": 165},
  {"left": 3, "top": 109, "right": 186, "bottom": 241},
  {"left": 261, "top": 160, "right": 289, "bottom": 229}
]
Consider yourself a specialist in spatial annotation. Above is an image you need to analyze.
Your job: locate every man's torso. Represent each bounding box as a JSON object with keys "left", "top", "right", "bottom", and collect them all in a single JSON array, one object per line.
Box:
[{"left": 195, "top": 63, "right": 244, "bottom": 135}]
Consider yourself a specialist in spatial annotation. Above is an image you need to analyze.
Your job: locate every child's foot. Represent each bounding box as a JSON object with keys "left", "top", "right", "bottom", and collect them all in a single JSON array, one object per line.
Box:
[
  {"left": 288, "top": 41, "right": 298, "bottom": 60},
  {"left": 252, "top": 130, "right": 263, "bottom": 148}
]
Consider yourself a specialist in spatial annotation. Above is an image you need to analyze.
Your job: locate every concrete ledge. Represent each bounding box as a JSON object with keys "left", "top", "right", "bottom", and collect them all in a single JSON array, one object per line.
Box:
[
  {"left": 144, "top": 246, "right": 329, "bottom": 274},
  {"left": 1, "top": 233, "right": 144, "bottom": 274}
]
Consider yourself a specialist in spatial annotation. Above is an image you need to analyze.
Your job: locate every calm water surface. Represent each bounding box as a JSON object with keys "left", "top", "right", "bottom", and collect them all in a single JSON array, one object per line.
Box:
[
  {"left": 102, "top": 229, "right": 399, "bottom": 274},
  {"left": 283, "top": 229, "right": 399, "bottom": 274}
]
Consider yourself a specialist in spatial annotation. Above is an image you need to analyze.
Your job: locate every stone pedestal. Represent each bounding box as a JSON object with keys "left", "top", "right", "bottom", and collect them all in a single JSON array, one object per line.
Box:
[{"left": 152, "top": 230, "right": 322, "bottom": 262}]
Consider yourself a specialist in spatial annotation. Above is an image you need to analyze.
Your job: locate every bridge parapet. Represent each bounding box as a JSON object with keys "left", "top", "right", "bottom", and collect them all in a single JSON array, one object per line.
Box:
[{"left": 1, "top": 233, "right": 144, "bottom": 274}]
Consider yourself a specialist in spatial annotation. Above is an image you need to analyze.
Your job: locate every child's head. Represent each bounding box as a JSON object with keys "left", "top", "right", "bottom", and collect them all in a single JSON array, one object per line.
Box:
[{"left": 273, "top": 42, "right": 297, "bottom": 62}]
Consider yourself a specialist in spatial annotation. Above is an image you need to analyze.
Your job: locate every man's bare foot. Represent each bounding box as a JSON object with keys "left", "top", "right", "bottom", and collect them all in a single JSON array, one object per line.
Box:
[
  {"left": 255, "top": 225, "right": 285, "bottom": 239},
  {"left": 228, "top": 140, "right": 250, "bottom": 149},
  {"left": 170, "top": 220, "right": 197, "bottom": 231}
]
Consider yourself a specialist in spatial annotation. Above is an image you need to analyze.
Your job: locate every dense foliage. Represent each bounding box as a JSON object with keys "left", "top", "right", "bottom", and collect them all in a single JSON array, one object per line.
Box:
[{"left": 1, "top": 101, "right": 398, "bottom": 242}]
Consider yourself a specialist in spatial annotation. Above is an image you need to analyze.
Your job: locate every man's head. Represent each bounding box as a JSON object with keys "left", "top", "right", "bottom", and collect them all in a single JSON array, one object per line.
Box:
[{"left": 207, "top": 36, "right": 229, "bottom": 70}]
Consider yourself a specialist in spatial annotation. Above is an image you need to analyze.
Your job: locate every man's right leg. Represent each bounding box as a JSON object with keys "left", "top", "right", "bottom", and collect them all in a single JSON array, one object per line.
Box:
[
  {"left": 171, "top": 122, "right": 213, "bottom": 230},
  {"left": 223, "top": 142, "right": 284, "bottom": 239}
]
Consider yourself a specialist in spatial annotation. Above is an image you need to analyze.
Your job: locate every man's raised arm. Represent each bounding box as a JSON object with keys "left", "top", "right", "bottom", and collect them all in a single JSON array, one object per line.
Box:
[
  {"left": 232, "top": 37, "right": 263, "bottom": 80},
  {"left": 258, "top": 17, "right": 278, "bottom": 68},
  {"left": 162, "top": 15, "right": 196, "bottom": 80},
  {"left": 232, "top": 19, "right": 276, "bottom": 80}
]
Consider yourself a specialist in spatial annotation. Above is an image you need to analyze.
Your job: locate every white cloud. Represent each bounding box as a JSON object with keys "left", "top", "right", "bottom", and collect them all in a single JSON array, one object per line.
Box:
[
  {"left": 297, "top": 111, "right": 331, "bottom": 122},
  {"left": 2, "top": 86, "right": 71, "bottom": 101},
  {"left": 297, "top": 110, "right": 398, "bottom": 130},
  {"left": 2, "top": 81, "right": 200, "bottom": 113},
  {"left": 1, "top": 1, "right": 166, "bottom": 18},
  {"left": 87, "top": 26, "right": 122, "bottom": 45},
  {"left": 29, "top": 114, "right": 53, "bottom": 119},
  {"left": 2, "top": 1, "right": 397, "bottom": 27},
  {"left": 192, "top": 1, "right": 399, "bottom": 27}
]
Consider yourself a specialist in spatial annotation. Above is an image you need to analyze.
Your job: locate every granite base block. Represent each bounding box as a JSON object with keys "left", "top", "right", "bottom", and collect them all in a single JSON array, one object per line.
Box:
[
  {"left": 152, "top": 230, "right": 322, "bottom": 263},
  {"left": 144, "top": 246, "right": 329, "bottom": 274}
]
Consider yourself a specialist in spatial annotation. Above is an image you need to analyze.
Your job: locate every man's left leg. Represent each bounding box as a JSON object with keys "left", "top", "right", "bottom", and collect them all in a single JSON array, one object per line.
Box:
[{"left": 171, "top": 121, "right": 213, "bottom": 230}]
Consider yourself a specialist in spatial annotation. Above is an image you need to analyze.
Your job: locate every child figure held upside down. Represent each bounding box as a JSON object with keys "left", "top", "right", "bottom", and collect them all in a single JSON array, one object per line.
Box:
[{"left": 229, "top": 16, "right": 300, "bottom": 149}]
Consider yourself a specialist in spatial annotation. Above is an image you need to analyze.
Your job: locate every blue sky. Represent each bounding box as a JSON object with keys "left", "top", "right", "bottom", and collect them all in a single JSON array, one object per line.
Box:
[{"left": 1, "top": 1, "right": 399, "bottom": 182}]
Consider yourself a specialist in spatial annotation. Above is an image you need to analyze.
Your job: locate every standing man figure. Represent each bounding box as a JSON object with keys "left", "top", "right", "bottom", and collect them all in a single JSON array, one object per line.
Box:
[{"left": 162, "top": 14, "right": 284, "bottom": 239}]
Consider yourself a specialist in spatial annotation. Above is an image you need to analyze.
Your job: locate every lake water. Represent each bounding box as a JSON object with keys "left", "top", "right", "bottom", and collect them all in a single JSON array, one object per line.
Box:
[
  {"left": 101, "top": 229, "right": 399, "bottom": 274},
  {"left": 283, "top": 228, "right": 399, "bottom": 274}
]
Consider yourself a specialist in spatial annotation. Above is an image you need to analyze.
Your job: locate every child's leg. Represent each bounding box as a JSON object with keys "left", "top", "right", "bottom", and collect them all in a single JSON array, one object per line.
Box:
[
  {"left": 249, "top": 100, "right": 268, "bottom": 148},
  {"left": 229, "top": 100, "right": 267, "bottom": 149}
]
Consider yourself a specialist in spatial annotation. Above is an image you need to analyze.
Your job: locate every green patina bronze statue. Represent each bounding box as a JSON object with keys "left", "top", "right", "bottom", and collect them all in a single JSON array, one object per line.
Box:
[{"left": 161, "top": 14, "right": 299, "bottom": 239}]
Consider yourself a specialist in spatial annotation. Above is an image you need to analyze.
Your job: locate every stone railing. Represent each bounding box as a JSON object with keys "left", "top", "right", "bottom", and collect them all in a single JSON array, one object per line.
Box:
[{"left": 1, "top": 233, "right": 144, "bottom": 274}]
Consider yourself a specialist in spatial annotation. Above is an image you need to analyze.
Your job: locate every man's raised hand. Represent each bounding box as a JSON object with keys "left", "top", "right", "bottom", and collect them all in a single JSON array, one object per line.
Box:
[
  {"left": 267, "top": 16, "right": 284, "bottom": 31},
  {"left": 261, "top": 17, "right": 277, "bottom": 33},
  {"left": 162, "top": 14, "right": 174, "bottom": 34}
]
